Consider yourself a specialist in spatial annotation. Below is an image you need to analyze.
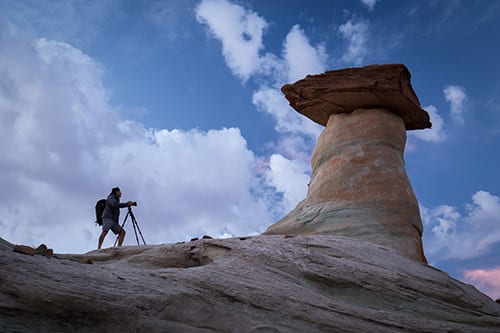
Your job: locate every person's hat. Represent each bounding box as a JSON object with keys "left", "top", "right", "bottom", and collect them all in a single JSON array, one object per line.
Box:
[{"left": 111, "top": 187, "right": 121, "bottom": 194}]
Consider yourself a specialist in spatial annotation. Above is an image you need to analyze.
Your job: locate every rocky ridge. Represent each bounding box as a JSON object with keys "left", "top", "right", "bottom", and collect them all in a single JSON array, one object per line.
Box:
[{"left": 1, "top": 235, "right": 499, "bottom": 332}]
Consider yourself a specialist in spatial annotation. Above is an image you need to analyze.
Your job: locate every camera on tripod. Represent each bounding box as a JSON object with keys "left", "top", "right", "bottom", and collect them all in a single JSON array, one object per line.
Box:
[{"left": 115, "top": 202, "right": 146, "bottom": 246}]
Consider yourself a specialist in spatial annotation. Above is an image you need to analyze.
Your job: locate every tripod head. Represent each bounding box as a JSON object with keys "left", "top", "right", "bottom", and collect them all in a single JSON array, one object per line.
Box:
[
  {"left": 127, "top": 202, "right": 138, "bottom": 212},
  {"left": 116, "top": 202, "right": 146, "bottom": 246}
]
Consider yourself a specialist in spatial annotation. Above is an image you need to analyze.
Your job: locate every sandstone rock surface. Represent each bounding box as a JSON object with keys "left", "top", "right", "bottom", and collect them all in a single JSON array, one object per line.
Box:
[
  {"left": 1, "top": 236, "right": 499, "bottom": 332},
  {"left": 266, "top": 108, "right": 426, "bottom": 262},
  {"left": 266, "top": 64, "right": 430, "bottom": 263},
  {"left": 281, "top": 64, "right": 431, "bottom": 130}
]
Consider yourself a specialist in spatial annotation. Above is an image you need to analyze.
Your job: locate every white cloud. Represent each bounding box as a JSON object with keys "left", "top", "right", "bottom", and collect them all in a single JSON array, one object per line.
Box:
[
  {"left": 273, "top": 135, "right": 317, "bottom": 165},
  {"left": 250, "top": 24, "right": 325, "bottom": 141},
  {"left": 283, "top": 25, "right": 327, "bottom": 82},
  {"left": 195, "top": 3, "right": 327, "bottom": 121},
  {"left": 467, "top": 191, "right": 500, "bottom": 251},
  {"left": 409, "top": 105, "right": 446, "bottom": 142},
  {"left": 252, "top": 86, "right": 322, "bottom": 139},
  {"left": 338, "top": 16, "right": 369, "bottom": 65},
  {"left": 96, "top": 127, "right": 272, "bottom": 242},
  {"left": 2, "top": 2, "right": 331, "bottom": 253},
  {"left": 195, "top": 1, "right": 326, "bottom": 215},
  {"left": 422, "top": 191, "right": 500, "bottom": 260},
  {"left": 195, "top": 1, "right": 327, "bottom": 85},
  {"left": 0, "top": 26, "right": 273, "bottom": 253},
  {"left": 258, "top": 52, "right": 287, "bottom": 84},
  {"left": 195, "top": 0, "right": 268, "bottom": 81},
  {"left": 360, "top": 0, "right": 379, "bottom": 11},
  {"left": 265, "top": 154, "right": 310, "bottom": 213},
  {"left": 443, "top": 85, "right": 467, "bottom": 123},
  {"left": 429, "top": 205, "right": 460, "bottom": 240},
  {"left": 251, "top": 85, "right": 319, "bottom": 201}
]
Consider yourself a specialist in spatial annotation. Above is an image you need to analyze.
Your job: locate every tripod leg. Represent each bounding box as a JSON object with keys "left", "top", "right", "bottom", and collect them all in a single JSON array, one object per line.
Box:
[
  {"left": 131, "top": 215, "right": 140, "bottom": 245},
  {"left": 135, "top": 221, "right": 146, "bottom": 245},
  {"left": 114, "top": 211, "right": 130, "bottom": 247},
  {"left": 129, "top": 211, "right": 146, "bottom": 245}
]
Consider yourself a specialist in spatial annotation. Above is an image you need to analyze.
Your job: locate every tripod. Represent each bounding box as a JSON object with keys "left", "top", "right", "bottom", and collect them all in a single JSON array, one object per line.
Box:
[{"left": 114, "top": 206, "right": 146, "bottom": 246}]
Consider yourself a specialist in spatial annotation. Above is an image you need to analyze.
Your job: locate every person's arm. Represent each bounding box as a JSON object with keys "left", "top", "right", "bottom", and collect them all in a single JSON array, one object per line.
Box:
[{"left": 119, "top": 201, "right": 135, "bottom": 208}]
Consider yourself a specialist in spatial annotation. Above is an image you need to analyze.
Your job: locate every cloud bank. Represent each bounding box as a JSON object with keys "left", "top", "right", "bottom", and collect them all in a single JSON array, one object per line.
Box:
[
  {"left": 422, "top": 190, "right": 500, "bottom": 260},
  {"left": 196, "top": 0, "right": 326, "bottom": 214},
  {"left": 0, "top": 23, "right": 272, "bottom": 252},
  {"left": 338, "top": 16, "right": 370, "bottom": 65},
  {"left": 0, "top": 0, "right": 332, "bottom": 254}
]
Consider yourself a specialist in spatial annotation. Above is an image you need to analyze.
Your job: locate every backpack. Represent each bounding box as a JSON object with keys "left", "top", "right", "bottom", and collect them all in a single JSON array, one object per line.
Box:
[{"left": 95, "top": 199, "right": 107, "bottom": 226}]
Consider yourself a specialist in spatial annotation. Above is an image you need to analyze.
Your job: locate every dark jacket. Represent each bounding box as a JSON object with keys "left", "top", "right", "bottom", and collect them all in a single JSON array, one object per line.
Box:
[{"left": 102, "top": 193, "right": 128, "bottom": 223}]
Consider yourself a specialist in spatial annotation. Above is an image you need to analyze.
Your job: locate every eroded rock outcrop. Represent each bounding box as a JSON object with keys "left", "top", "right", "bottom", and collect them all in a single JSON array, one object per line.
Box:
[
  {"left": 13, "top": 243, "right": 53, "bottom": 257},
  {"left": 265, "top": 64, "right": 430, "bottom": 263},
  {"left": 1, "top": 236, "right": 499, "bottom": 332}
]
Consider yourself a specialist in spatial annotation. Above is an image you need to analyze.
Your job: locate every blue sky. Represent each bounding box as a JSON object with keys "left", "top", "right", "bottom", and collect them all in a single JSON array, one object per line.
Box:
[{"left": 1, "top": 0, "right": 499, "bottom": 299}]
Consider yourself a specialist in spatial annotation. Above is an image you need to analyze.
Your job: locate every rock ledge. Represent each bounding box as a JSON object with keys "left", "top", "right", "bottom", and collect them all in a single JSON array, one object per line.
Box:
[
  {"left": 1, "top": 236, "right": 499, "bottom": 332},
  {"left": 281, "top": 64, "right": 431, "bottom": 130}
]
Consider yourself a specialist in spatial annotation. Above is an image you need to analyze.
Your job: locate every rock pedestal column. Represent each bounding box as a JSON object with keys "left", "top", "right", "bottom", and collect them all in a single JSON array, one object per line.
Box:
[{"left": 264, "top": 64, "right": 431, "bottom": 263}]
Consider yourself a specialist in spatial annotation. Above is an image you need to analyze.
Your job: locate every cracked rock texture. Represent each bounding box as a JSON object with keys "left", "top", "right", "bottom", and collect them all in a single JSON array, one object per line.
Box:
[{"left": 1, "top": 236, "right": 499, "bottom": 332}]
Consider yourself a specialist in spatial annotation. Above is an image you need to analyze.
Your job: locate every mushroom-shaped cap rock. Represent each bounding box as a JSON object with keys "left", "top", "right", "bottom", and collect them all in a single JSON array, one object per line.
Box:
[{"left": 281, "top": 64, "right": 432, "bottom": 130}]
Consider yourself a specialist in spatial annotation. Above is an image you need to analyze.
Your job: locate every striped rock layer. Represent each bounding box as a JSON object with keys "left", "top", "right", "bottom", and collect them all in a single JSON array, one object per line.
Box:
[{"left": 265, "top": 64, "right": 431, "bottom": 263}]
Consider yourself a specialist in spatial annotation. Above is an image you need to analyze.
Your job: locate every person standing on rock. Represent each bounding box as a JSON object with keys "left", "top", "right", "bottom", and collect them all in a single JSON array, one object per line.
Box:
[{"left": 97, "top": 187, "right": 136, "bottom": 250}]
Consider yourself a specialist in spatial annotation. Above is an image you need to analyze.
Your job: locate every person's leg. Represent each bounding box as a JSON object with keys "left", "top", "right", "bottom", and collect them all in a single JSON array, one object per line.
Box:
[
  {"left": 117, "top": 228, "right": 126, "bottom": 246},
  {"left": 99, "top": 218, "right": 114, "bottom": 250},
  {"left": 98, "top": 230, "right": 108, "bottom": 250},
  {"left": 110, "top": 222, "right": 125, "bottom": 246}
]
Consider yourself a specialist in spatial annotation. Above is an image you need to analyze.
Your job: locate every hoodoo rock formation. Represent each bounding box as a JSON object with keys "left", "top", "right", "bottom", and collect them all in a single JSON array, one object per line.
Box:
[
  {"left": 2, "top": 65, "right": 500, "bottom": 332},
  {"left": 265, "top": 64, "right": 431, "bottom": 263}
]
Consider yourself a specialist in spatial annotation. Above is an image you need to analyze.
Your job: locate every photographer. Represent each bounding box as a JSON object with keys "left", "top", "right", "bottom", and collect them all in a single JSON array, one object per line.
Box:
[{"left": 97, "top": 187, "right": 136, "bottom": 250}]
